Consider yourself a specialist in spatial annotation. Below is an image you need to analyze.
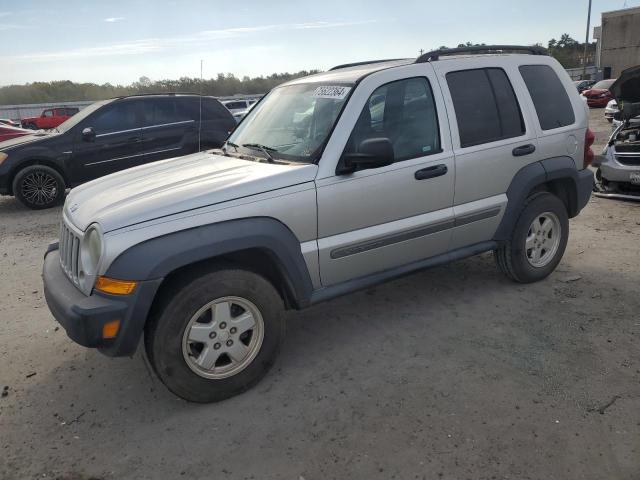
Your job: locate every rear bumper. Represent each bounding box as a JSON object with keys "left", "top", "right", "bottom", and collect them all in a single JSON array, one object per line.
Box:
[
  {"left": 43, "top": 245, "right": 162, "bottom": 357},
  {"left": 576, "top": 168, "right": 593, "bottom": 212},
  {"left": 587, "top": 98, "right": 610, "bottom": 107}
]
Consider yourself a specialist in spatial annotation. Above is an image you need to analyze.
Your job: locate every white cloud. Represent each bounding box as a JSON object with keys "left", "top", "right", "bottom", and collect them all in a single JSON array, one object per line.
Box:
[
  {"left": 2, "top": 20, "right": 377, "bottom": 62},
  {"left": 104, "top": 17, "right": 124, "bottom": 23},
  {"left": 0, "top": 23, "right": 25, "bottom": 31}
]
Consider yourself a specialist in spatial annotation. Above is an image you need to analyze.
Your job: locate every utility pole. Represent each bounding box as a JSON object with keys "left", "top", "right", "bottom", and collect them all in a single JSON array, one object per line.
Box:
[
  {"left": 582, "top": 0, "right": 592, "bottom": 79},
  {"left": 198, "top": 59, "right": 203, "bottom": 152}
]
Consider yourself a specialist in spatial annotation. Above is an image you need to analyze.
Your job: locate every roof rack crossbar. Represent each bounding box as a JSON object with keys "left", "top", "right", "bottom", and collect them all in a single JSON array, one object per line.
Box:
[
  {"left": 416, "top": 45, "right": 548, "bottom": 63},
  {"left": 329, "top": 59, "right": 408, "bottom": 71}
]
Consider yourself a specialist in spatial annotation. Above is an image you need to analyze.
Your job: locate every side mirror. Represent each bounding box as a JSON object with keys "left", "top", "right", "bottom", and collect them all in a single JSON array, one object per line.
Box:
[
  {"left": 338, "top": 138, "right": 394, "bottom": 174},
  {"left": 82, "top": 127, "right": 96, "bottom": 142}
]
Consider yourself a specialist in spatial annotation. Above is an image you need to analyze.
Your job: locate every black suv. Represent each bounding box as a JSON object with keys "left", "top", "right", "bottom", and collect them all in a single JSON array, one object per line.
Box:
[{"left": 0, "top": 94, "right": 236, "bottom": 209}]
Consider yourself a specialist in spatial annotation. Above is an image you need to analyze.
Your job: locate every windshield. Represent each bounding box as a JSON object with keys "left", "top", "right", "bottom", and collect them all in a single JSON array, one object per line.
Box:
[
  {"left": 592, "top": 79, "right": 616, "bottom": 90},
  {"left": 56, "top": 99, "right": 114, "bottom": 132},
  {"left": 227, "top": 83, "right": 352, "bottom": 163}
]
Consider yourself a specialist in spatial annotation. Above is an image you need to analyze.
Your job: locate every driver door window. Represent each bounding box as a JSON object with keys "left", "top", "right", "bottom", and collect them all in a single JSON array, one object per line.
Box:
[
  {"left": 343, "top": 77, "right": 441, "bottom": 163},
  {"left": 91, "top": 101, "right": 141, "bottom": 134}
]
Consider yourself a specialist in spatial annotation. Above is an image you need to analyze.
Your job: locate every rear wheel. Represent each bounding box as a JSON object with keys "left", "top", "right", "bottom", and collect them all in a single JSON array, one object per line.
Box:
[
  {"left": 495, "top": 192, "right": 569, "bottom": 283},
  {"left": 12, "top": 165, "right": 65, "bottom": 209},
  {"left": 145, "top": 268, "right": 285, "bottom": 403}
]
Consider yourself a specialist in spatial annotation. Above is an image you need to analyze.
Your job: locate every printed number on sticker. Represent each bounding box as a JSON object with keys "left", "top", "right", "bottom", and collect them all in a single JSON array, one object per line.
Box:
[{"left": 313, "top": 86, "right": 351, "bottom": 99}]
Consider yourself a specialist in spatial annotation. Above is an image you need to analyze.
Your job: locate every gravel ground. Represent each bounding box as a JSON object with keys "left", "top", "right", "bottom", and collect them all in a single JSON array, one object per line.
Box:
[{"left": 0, "top": 109, "right": 639, "bottom": 480}]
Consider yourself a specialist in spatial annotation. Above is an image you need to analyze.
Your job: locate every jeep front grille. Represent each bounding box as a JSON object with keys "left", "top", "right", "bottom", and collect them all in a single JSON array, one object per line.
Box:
[{"left": 59, "top": 219, "right": 81, "bottom": 286}]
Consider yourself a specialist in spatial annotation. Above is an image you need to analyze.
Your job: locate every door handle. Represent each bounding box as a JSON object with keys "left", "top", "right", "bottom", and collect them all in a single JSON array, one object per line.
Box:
[
  {"left": 414, "top": 164, "right": 448, "bottom": 180},
  {"left": 512, "top": 144, "right": 536, "bottom": 157}
]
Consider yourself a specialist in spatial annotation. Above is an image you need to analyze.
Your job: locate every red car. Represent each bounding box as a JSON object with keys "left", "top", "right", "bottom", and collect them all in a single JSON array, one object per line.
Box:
[
  {"left": 21, "top": 107, "right": 79, "bottom": 130},
  {"left": 581, "top": 78, "right": 616, "bottom": 107},
  {"left": 0, "top": 125, "right": 31, "bottom": 142}
]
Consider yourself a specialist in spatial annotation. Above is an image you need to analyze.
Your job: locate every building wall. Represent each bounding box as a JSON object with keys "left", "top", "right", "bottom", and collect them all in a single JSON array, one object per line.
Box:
[
  {"left": 0, "top": 101, "right": 93, "bottom": 121},
  {"left": 600, "top": 6, "right": 640, "bottom": 78}
]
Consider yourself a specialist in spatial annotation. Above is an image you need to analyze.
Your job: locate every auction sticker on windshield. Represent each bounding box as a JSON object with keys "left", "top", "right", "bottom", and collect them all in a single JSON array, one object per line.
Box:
[{"left": 312, "top": 86, "right": 351, "bottom": 99}]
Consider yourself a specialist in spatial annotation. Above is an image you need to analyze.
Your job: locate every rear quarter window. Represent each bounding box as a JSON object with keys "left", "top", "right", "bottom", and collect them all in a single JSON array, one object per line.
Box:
[
  {"left": 519, "top": 65, "right": 575, "bottom": 130},
  {"left": 446, "top": 68, "right": 525, "bottom": 148}
]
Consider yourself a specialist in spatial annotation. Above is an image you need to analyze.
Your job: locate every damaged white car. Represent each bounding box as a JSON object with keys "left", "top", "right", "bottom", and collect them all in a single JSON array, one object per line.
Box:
[{"left": 593, "top": 66, "right": 640, "bottom": 200}]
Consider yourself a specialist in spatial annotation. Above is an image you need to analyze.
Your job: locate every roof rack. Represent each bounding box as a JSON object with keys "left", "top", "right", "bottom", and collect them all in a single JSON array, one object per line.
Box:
[
  {"left": 416, "top": 45, "right": 548, "bottom": 63},
  {"left": 329, "top": 59, "right": 408, "bottom": 71},
  {"left": 115, "top": 92, "right": 205, "bottom": 99}
]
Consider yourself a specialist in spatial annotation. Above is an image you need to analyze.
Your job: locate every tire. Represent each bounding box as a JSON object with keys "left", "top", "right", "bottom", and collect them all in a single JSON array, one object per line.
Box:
[
  {"left": 12, "top": 165, "right": 66, "bottom": 209},
  {"left": 494, "top": 192, "right": 569, "bottom": 283},
  {"left": 145, "top": 268, "right": 285, "bottom": 403},
  {"left": 26, "top": 123, "right": 37, "bottom": 130}
]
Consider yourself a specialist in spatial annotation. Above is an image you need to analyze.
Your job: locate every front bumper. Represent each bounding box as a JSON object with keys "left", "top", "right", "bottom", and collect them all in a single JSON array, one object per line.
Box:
[
  {"left": 43, "top": 245, "right": 162, "bottom": 357},
  {"left": 593, "top": 152, "right": 640, "bottom": 184}
]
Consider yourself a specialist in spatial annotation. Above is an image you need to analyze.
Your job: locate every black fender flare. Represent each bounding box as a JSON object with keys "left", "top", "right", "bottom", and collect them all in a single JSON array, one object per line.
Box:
[
  {"left": 493, "top": 156, "right": 592, "bottom": 241},
  {"left": 105, "top": 217, "right": 315, "bottom": 308}
]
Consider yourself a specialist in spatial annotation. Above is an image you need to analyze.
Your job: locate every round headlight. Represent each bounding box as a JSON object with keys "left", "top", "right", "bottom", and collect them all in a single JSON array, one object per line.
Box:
[{"left": 82, "top": 225, "right": 103, "bottom": 275}]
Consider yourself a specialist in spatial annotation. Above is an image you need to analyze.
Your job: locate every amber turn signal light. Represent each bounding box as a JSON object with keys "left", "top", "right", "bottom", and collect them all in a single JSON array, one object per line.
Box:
[
  {"left": 102, "top": 320, "right": 121, "bottom": 339},
  {"left": 95, "top": 276, "right": 138, "bottom": 295}
]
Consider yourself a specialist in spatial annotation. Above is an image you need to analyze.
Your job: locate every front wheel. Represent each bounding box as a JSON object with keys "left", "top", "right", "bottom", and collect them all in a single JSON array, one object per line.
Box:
[
  {"left": 145, "top": 268, "right": 285, "bottom": 403},
  {"left": 495, "top": 192, "right": 569, "bottom": 283},
  {"left": 12, "top": 165, "right": 66, "bottom": 209}
]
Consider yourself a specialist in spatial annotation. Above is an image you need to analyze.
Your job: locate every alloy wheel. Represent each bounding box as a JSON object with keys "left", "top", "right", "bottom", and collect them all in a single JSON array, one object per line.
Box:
[
  {"left": 525, "top": 212, "right": 561, "bottom": 267},
  {"left": 182, "top": 296, "right": 264, "bottom": 379},
  {"left": 20, "top": 171, "right": 58, "bottom": 207}
]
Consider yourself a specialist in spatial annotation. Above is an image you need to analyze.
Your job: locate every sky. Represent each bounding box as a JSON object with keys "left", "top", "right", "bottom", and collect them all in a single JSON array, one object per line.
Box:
[{"left": 0, "top": 0, "right": 638, "bottom": 86}]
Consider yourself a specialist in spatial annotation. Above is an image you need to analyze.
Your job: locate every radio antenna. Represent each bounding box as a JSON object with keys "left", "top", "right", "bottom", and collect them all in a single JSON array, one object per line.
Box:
[{"left": 198, "top": 59, "right": 203, "bottom": 152}]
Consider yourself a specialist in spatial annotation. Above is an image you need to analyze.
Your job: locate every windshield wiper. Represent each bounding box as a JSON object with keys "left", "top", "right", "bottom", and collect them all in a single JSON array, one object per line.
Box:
[
  {"left": 242, "top": 143, "right": 277, "bottom": 163},
  {"left": 224, "top": 140, "right": 239, "bottom": 152}
]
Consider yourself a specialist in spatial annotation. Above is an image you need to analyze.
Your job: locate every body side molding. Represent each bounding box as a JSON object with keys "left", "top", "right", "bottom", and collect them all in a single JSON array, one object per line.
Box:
[{"left": 312, "top": 241, "right": 497, "bottom": 305}]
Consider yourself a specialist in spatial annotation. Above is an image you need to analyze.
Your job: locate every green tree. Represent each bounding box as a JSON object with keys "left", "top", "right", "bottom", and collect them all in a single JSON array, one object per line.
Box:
[{"left": 0, "top": 70, "right": 320, "bottom": 105}]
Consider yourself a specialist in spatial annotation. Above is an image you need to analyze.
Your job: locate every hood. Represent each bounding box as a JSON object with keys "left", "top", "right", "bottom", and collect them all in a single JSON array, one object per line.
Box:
[
  {"left": 0, "top": 130, "right": 54, "bottom": 150},
  {"left": 610, "top": 66, "right": 640, "bottom": 120},
  {"left": 611, "top": 66, "right": 640, "bottom": 102},
  {"left": 65, "top": 151, "right": 318, "bottom": 232}
]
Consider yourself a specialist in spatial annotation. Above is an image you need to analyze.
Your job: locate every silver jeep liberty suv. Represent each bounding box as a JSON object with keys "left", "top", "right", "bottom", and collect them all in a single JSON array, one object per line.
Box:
[{"left": 43, "top": 45, "right": 594, "bottom": 402}]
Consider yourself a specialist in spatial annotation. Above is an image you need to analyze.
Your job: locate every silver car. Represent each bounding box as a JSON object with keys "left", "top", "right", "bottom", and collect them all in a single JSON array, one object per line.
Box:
[{"left": 42, "top": 46, "right": 593, "bottom": 402}]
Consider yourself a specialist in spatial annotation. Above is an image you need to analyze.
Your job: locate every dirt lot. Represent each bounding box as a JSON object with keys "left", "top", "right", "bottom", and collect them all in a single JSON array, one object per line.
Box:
[{"left": 0, "top": 109, "right": 639, "bottom": 480}]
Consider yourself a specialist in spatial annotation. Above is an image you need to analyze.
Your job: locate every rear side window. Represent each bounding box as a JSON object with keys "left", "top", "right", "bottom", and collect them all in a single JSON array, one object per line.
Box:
[
  {"left": 446, "top": 68, "right": 524, "bottom": 148},
  {"left": 519, "top": 65, "right": 575, "bottom": 130},
  {"left": 144, "top": 98, "right": 177, "bottom": 125},
  {"left": 175, "top": 97, "right": 200, "bottom": 121},
  {"left": 224, "top": 101, "right": 246, "bottom": 110},
  {"left": 203, "top": 98, "right": 234, "bottom": 122}
]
